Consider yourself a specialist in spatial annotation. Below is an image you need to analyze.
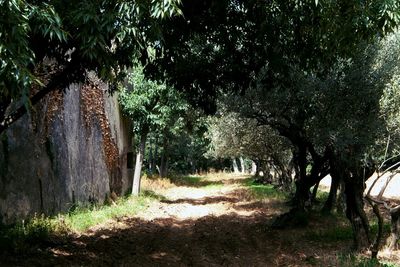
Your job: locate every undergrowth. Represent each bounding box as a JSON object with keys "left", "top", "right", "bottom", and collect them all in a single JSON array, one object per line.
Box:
[
  {"left": 0, "top": 192, "right": 158, "bottom": 253},
  {"left": 338, "top": 253, "right": 399, "bottom": 267},
  {"left": 243, "top": 178, "right": 288, "bottom": 200}
]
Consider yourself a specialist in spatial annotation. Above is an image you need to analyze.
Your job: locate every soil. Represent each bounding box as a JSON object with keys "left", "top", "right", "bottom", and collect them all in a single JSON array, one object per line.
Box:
[{"left": 1, "top": 175, "right": 397, "bottom": 266}]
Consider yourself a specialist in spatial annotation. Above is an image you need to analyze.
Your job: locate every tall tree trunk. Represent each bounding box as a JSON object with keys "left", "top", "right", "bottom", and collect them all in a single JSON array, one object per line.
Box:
[
  {"left": 311, "top": 181, "right": 319, "bottom": 203},
  {"left": 153, "top": 136, "right": 158, "bottom": 174},
  {"left": 322, "top": 174, "right": 340, "bottom": 214},
  {"left": 132, "top": 129, "right": 148, "bottom": 196},
  {"left": 159, "top": 134, "right": 169, "bottom": 178},
  {"left": 251, "top": 160, "right": 258, "bottom": 176},
  {"left": 160, "top": 154, "right": 168, "bottom": 178},
  {"left": 344, "top": 177, "right": 371, "bottom": 251},
  {"left": 232, "top": 157, "right": 239, "bottom": 173},
  {"left": 239, "top": 157, "right": 245, "bottom": 174},
  {"left": 148, "top": 137, "right": 153, "bottom": 176},
  {"left": 292, "top": 144, "right": 309, "bottom": 211}
]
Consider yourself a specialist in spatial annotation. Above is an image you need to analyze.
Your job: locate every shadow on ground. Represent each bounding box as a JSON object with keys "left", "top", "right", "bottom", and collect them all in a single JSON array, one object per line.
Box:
[
  {"left": 1, "top": 207, "right": 347, "bottom": 266},
  {"left": 168, "top": 176, "right": 225, "bottom": 188}
]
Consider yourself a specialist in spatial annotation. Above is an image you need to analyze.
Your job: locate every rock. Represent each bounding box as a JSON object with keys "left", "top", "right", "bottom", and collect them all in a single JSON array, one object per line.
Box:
[{"left": 0, "top": 79, "right": 133, "bottom": 224}]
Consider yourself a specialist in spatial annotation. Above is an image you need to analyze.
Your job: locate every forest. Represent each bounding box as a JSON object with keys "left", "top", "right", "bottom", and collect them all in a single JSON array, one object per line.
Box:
[{"left": 1, "top": 0, "right": 400, "bottom": 266}]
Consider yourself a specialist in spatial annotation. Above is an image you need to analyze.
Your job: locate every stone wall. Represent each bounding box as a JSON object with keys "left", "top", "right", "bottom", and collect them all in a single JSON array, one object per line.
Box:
[{"left": 0, "top": 79, "right": 133, "bottom": 224}]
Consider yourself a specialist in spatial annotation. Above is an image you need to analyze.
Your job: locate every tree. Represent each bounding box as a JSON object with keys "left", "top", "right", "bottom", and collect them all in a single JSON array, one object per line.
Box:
[
  {"left": 207, "top": 110, "right": 292, "bottom": 186},
  {"left": 144, "top": 0, "right": 400, "bottom": 250},
  {"left": 119, "top": 64, "right": 188, "bottom": 194},
  {"left": 0, "top": 0, "right": 182, "bottom": 134}
]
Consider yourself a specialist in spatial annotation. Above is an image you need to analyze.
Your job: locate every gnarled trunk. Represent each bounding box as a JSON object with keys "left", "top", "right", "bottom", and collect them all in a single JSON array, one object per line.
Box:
[
  {"left": 387, "top": 205, "right": 400, "bottom": 250},
  {"left": 344, "top": 177, "right": 371, "bottom": 251},
  {"left": 322, "top": 174, "right": 340, "bottom": 214}
]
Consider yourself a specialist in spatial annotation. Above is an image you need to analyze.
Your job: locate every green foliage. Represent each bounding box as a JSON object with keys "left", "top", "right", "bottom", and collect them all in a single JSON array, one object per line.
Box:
[
  {"left": 0, "top": 194, "right": 158, "bottom": 251},
  {"left": 0, "top": 0, "right": 182, "bottom": 131},
  {"left": 147, "top": 0, "right": 400, "bottom": 113},
  {"left": 0, "top": 215, "right": 58, "bottom": 252},
  {"left": 119, "top": 64, "right": 188, "bottom": 134}
]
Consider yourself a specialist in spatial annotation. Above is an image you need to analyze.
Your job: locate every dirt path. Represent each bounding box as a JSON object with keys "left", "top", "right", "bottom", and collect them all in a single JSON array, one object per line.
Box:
[{"left": 2, "top": 175, "right": 361, "bottom": 266}]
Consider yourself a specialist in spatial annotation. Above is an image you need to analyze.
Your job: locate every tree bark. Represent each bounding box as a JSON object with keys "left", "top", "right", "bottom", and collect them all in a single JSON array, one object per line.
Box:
[
  {"left": 387, "top": 205, "right": 400, "bottom": 250},
  {"left": 239, "top": 156, "right": 245, "bottom": 174},
  {"left": 159, "top": 135, "right": 169, "bottom": 178},
  {"left": 311, "top": 181, "right": 319, "bottom": 204},
  {"left": 322, "top": 174, "right": 340, "bottom": 214},
  {"left": 344, "top": 177, "right": 371, "bottom": 251},
  {"left": 132, "top": 128, "right": 148, "bottom": 196},
  {"left": 251, "top": 160, "right": 258, "bottom": 176},
  {"left": 232, "top": 157, "right": 239, "bottom": 174},
  {"left": 148, "top": 137, "right": 153, "bottom": 176}
]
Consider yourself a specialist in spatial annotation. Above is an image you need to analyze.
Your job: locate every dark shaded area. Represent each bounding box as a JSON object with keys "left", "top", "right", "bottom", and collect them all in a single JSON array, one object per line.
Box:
[
  {"left": 0, "top": 212, "right": 349, "bottom": 267},
  {"left": 167, "top": 176, "right": 224, "bottom": 188},
  {"left": 162, "top": 196, "right": 240, "bottom": 205}
]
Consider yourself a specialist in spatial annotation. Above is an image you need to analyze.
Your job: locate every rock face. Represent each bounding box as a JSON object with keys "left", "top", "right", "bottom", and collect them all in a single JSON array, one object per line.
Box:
[{"left": 0, "top": 79, "right": 133, "bottom": 224}]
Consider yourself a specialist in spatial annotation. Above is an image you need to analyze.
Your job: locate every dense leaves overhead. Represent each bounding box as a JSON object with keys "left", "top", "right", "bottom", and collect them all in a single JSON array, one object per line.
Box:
[
  {"left": 0, "top": 0, "right": 182, "bottom": 133},
  {"left": 145, "top": 0, "right": 400, "bottom": 113}
]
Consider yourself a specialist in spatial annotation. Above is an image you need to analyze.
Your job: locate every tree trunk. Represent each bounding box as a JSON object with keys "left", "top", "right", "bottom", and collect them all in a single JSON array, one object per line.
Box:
[
  {"left": 387, "top": 205, "right": 400, "bottom": 250},
  {"left": 322, "top": 175, "right": 340, "bottom": 214},
  {"left": 239, "top": 157, "right": 245, "bottom": 174},
  {"left": 132, "top": 129, "right": 148, "bottom": 196},
  {"left": 153, "top": 136, "right": 158, "bottom": 174},
  {"left": 293, "top": 179, "right": 312, "bottom": 211},
  {"left": 159, "top": 135, "right": 169, "bottom": 178},
  {"left": 160, "top": 156, "right": 168, "bottom": 178},
  {"left": 148, "top": 137, "right": 153, "bottom": 176},
  {"left": 251, "top": 160, "right": 258, "bottom": 176},
  {"left": 344, "top": 177, "right": 371, "bottom": 251},
  {"left": 311, "top": 181, "right": 319, "bottom": 204},
  {"left": 232, "top": 157, "right": 239, "bottom": 173}
]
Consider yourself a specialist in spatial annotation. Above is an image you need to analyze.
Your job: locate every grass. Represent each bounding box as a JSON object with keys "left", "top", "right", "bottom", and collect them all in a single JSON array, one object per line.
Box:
[
  {"left": 0, "top": 215, "right": 59, "bottom": 252},
  {"left": 338, "top": 253, "right": 399, "bottom": 267},
  {"left": 0, "top": 192, "right": 159, "bottom": 252},
  {"left": 0, "top": 174, "right": 224, "bottom": 253},
  {"left": 63, "top": 194, "right": 155, "bottom": 232},
  {"left": 305, "top": 224, "right": 353, "bottom": 242},
  {"left": 242, "top": 178, "right": 288, "bottom": 200}
]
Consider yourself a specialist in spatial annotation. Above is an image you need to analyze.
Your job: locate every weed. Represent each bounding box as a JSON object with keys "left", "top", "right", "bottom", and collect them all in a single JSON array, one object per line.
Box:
[
  {"left": 305, "top": 225, "right": 353, "bottom": 242},
  {"left": 338, "top": 253, "right": 399, "bottom": 267},
  {"left": 0, "top": 214, "right": 58, "bottom": 252},
  {"left": 62, "top": 194, "right": 154, "bottom": 232},
  {"left": 243, "top": 179, "right": 288, "bottom": 200}
]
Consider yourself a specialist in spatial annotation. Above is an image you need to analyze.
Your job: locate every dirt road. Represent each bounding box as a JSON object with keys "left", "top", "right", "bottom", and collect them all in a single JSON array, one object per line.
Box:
[{"left": 1, "top": 175, "right": 366, "bottom": 266}]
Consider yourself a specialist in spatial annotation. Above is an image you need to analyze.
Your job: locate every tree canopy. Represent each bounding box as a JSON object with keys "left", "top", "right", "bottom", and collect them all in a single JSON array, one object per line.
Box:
[{"left": 0, "top": 0, "right": 182, "bottom": 133}]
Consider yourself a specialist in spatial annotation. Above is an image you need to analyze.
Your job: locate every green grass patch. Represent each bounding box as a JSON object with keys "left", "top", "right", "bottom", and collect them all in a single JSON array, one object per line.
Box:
[
  {"left": 0, "top": 192, "right": 158, "bottom": 252},
  {"left": 243, "top": 179, "right": 288, "bottom": 200},
  {"left": 338, "top": 253, "right": 399, "bottom": 267},
  {"left": 63, "top": 193, "right": 156, "bottom": 232},
  {"left": 305, "top": 224, "right": 353, "bottom": 242},
  {"left": 315, "top": 190, "right": 329, "bottom": 203},
  {"left": 0, "top": 215, "right": 60, "bottom": 252}
]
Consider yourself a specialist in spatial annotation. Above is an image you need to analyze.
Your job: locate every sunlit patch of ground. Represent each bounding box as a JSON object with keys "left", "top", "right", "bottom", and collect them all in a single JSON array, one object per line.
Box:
[{"left": 137, "top": 174, "right": 261, "bottom": 221}]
